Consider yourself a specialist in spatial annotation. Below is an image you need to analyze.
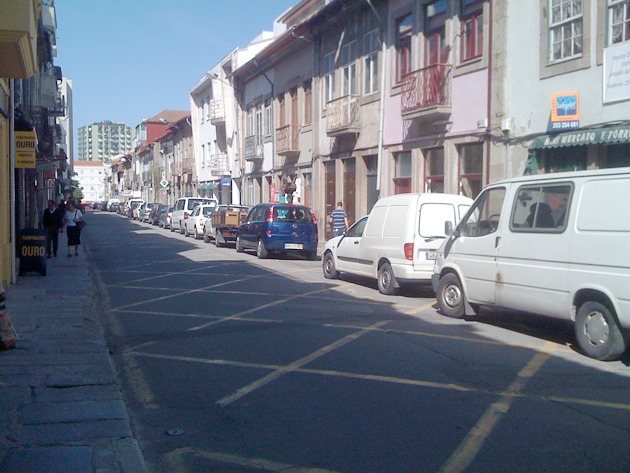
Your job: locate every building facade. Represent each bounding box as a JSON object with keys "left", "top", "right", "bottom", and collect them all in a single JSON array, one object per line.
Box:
[
  {"left": 77, "top": 120, "right": 133, "bottom": 162},
  {"left": 74, "top": 160, "right": 105, "bottom": 204}
]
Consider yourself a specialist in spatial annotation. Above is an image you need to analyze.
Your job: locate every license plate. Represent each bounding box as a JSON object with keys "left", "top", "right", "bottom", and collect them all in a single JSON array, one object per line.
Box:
[
  {"left": 285, "top": 243, "right": 304, "bottom": 250},
  {"left": 425, "top": 251, "right": 436, "bottom": 260}
]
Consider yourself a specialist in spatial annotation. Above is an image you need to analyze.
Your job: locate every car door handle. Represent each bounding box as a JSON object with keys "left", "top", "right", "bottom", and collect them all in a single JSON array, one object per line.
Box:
[
  {"left": 354, "top": 240, "right": 359, "bottom": 244},
  {"left": 495, "top": 236, "right": 501, "bottom": 248}
]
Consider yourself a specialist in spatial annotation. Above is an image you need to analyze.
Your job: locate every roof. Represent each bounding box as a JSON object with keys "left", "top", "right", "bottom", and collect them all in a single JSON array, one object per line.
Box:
[
  {"left": 73, "top": 161, "right": 105, "bottom": 168},
  {"left": 146, "top": 110, "right": 190, "bottom": 124}
]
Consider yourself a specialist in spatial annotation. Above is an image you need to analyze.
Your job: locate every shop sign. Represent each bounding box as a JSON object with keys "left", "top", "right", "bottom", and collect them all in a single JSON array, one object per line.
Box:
[
  {"left": 15, "top": 131, "right": 36, "bottom": 168},
  {"left": 18, "top": 228, "right": 47, "bottom": 276},
  {"left": 603, "top": 41, "right": 630, "bottom": 104},
  {"left": 549, "top": 92, "right": 579, "bottom": 131},
  {"left": 530, "top": 125, "right": 630, "bottom": 149}
]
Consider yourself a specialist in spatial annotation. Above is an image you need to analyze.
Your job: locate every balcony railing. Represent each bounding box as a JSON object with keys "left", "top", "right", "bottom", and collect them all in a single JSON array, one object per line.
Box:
[
  {"left": 209, "top": 100, "right": 225, "bottom": 125},
  {"left": 326, "top": 95, "right": 359, "bottom": 136},
  {"left": 244, "top": 135, "right": 263, "bottom": 161},
  {"left": 276, "top": 123, "right": 299, "bottom": 155},
  {"left": 209, "top": 153, "right": 230, "bottom": 175},
  {"left": 401, "top": 64, "right": 452, "bottom": 119}
]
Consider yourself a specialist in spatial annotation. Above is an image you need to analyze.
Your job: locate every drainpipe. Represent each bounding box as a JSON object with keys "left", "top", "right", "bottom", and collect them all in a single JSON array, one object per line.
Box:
[
  {"left": 366, "top": 0, "right": 386, "bottom": 193},
  {"left": 9, "top": 79, "right": 16, "bottom": 284}
]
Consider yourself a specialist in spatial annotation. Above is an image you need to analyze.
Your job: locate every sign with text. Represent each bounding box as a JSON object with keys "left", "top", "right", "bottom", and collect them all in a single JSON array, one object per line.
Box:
[
  {"left": 550, "top": 92, "right": 579, "bottom": 131},
  {"left": 603, "top": 42, "right": 630, "bottom": 104},
  {"left": 15, "top": 131, "right": 37, "bottom": 168}
]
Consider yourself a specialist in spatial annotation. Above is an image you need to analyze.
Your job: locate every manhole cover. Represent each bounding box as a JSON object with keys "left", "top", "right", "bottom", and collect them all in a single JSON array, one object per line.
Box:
[{"left": 166, "top": 428, "right": 185, "bottom": 436}]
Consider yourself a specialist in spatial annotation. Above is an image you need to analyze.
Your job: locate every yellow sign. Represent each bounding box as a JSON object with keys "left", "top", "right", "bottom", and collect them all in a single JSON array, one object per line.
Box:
[{"left": 15, "top": 131, "right": 36, "bottom": 168}]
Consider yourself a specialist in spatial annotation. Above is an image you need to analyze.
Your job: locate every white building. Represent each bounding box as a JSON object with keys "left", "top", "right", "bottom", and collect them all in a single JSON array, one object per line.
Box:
[{"left": 74, "top": 161, "right": 106, "bottom": 204}]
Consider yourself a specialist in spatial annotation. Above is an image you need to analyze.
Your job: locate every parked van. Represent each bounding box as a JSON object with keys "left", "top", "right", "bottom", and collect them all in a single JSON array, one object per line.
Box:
[
  {"left": 432, "top": 167, "right": 630, "bottom": 361},
  {"left": 322, "top": 193, "right": 473, "bottom": 294},
  {"left": 170, "top": 197, "right": 217, "bottom": 234}
]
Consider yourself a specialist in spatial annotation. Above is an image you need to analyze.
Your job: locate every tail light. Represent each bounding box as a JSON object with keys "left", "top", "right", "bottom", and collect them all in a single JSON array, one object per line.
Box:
[
  {"left": 311, "top": 212, "right": 317, "bottom": 225},
  {"left": 184, "top": 212, "right": 189, "bottom": 220},
  {"left": 403, "top": 243, "right": 414, "bottom": 261}
]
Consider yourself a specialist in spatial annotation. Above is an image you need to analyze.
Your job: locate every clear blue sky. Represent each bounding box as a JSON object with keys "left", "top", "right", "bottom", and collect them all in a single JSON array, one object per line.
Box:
[{"left": 55, "top": 0, "right": 298, "bottom": 134}]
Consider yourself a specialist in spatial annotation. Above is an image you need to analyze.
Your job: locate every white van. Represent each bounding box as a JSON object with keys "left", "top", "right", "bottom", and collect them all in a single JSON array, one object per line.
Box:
[
  {"left": 432, "top": 167, "right": 630, "bottom": 361},
  {"left": 322, "top": 193, "right": 472, "bottom": 294},
  {"left": 170, "top": 197, "right": 217, "bottom": 234}
]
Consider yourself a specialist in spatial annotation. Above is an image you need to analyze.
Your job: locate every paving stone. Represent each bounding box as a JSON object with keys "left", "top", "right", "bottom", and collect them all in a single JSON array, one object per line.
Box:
[
  {"left": 0, "top": 446, "right": 92, "bottom": 473},
  {"left": 17, "top": 419, "right": 132, "bottom": 444},
  {"left": 20, "top": 400, "right": 129, "bottom": 425}
]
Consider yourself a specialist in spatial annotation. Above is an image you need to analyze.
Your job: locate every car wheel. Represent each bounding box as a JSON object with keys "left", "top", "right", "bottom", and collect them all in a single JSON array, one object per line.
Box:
[
  {"left": 215, "top": 231, "right": 224, "bottom": 248},
  {"left": 203, "top": 232, "right": 211, "bottom": 243},
  {"left": 235, "top": 236, "right": 244, "bottom": 253},
  {"left": 322, "top": 252, "right": 339, "bottom": 279},
  {"left": 377, "top": 262, "right": 399, "bottom": 295},
  {"left": 436, "top": 273, "right": 466, "bottom": 319},
  {"left": 184, "top": 225, "right": 190, "bottom": 237},
  {"left": 575, "top": 301, "right": 628, "bottom": 361},
  {"left": 256, "top": 239, "right": 268, "bottom": 259},
  {"left": 170, "top": 222, "right": 175, "bottom": 232}
]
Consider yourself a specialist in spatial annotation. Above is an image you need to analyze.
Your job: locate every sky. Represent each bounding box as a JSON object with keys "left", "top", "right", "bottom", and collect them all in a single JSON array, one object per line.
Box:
[{"left": 54, "top": 0, "right": 299, "bottom": 134}]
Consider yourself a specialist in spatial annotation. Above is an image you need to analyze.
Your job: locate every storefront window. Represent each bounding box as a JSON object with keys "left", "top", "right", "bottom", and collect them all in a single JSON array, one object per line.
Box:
[{"left": 543, "top": 147, "right": 586, "bottom": 172}]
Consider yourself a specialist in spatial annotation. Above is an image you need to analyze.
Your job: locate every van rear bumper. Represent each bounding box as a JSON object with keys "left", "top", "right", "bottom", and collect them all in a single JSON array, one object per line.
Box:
[{"left": 392, "top": 263, "right": 433, "bottom": 285}]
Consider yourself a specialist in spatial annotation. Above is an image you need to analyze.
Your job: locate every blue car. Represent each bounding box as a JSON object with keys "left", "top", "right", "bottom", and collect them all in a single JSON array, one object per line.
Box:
[{"left": 235, "top": 203, "right": 318, "bottom": 260}]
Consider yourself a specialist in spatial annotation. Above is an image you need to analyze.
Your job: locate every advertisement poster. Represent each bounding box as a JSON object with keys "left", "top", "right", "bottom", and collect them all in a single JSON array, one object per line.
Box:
[{"left": 603, "top": 41, "right": 630, "bottom": 104}]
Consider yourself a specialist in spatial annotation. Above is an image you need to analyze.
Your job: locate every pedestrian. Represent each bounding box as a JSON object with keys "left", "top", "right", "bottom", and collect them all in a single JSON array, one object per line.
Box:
[
  {"left": 42, "top": 199, "right": 63, "bottom": 258},
  {"left": 63, "top": 200, "right": 84, "bottom": 257},
  {"left": 330, "top": 201, "right": 349, "bottom": 237}
]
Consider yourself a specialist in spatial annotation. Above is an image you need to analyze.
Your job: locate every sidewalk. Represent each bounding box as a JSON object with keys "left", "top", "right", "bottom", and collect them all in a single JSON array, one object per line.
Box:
[{"left": 0, "top": 243, "right": 146, "bottom": 472}]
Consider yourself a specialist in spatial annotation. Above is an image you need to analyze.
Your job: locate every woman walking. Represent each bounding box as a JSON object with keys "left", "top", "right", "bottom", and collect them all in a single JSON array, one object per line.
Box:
[{"left": 64, "top": 200, "right": 84, "bottom": 257}]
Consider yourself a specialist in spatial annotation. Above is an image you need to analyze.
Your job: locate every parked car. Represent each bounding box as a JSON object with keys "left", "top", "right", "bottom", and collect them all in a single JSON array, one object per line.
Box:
[
  {"left": 148, "top": 203, "right": 163, "bottom": 225},
  {"left": 108, "top": 201, "right": 120, "bottom": 213},
  {"left": 235, "top": 203, "right": 318, "bottom": 260},
  {"left": 432, "top": 167, "right": 630, "bottom": 361},
  {"left": 158, "top": 206, "right": 173, "bottom": 229},
  {"left": 140, "top": 202, "right": 158, "bottom": 223},
  {"left": 204, "top": 205, "right": 250, "bottom": 246},
  {"left": 184, "top": 204, "right": 216, "bottom": 239},
  {"left": 171, "top": 197, "right": 217, "bottom": 234},
  {"left": 125, "top": 199, "right": 144, "bottom": 219},
  {"left": 322, "top": 193, "right": 472, "bottom": 295}
]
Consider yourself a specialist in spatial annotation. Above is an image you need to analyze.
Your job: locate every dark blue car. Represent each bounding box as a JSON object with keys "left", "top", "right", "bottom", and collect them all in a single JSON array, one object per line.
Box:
[{"left": 235, "top": 203, "right": 318, "bottom": 260}]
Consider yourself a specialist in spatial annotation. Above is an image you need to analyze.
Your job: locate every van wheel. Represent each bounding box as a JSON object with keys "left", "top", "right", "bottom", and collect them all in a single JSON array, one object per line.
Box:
[
  {"left": 215, "top": 231, "right": 224, "bottom": 248},
  {"left": 575, "top": 302, "right": 628, "bottom": 361},
  {"left": 235, "top": 236, "right": 244, "bottom": 253},
  {"left": 257, "top": 239, "right": 268, "bottom": 259},
  {"left": 437, "top": 273, "right": 465, "bottom": 319},
  {"left": 377, "top": 262, "right": 399, "bottom": 295},
  {"left": 323, "top": 252, "right": 339, "bottom": 279}
]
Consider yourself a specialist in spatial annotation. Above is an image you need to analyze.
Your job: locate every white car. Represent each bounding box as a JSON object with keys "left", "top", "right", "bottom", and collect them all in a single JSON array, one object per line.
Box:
[{"left": 184, "top": 204, "right": 216, "bottom": 239}]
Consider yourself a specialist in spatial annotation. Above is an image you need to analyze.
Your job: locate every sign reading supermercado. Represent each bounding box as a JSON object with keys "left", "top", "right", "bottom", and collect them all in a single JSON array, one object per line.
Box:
[
  {"left": 530, "top": 125, "right": 630, "bottom": 149},
  {"left": 15, "top": 131, "right": 36, "bottom": 168}
]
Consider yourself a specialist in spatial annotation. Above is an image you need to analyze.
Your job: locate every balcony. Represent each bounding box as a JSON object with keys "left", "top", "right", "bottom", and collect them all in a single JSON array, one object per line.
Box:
[
  {"left": 209, "top": 100, "right": 225, "bottom": 125},
  {"left": 0, "top": 0, "right": 38, "bottom": 78},
  {"left": 326, "top": 95, "right": 359, "bottom": 137},
  {"left": 244, "top": 135, "right": 263, "bottom": 161},
  {"left": 276, "top": 123, "right": 299, "bottom": 156},
  {"left": 401, "top": 64, "right": 452, "bottom": 121},
  {"left": 209, "top": 153, "right": 230, "bottom": 175}
]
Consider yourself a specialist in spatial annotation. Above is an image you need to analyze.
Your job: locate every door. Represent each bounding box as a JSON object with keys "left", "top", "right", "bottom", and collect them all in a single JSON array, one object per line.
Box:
[
  {"left": 335, "top": 216, "right": 370, "bottom": 275},
  {"left": 450, "top": 186, "right": 507, "bottom": 304},
  {"left": 325, "top": 162, "right": 336, "bottom": 240}
]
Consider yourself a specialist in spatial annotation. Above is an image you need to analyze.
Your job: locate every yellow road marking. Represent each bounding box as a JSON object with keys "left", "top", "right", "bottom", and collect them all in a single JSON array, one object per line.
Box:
[
  {"left": 216, "top": 320, "right": 390, "bottom": 406},
  {"left": 163, "top": 447, "right": 339, "bottom": 472},
  {"left": 439, "top": 342, "right": 556, "bottom": 473}
]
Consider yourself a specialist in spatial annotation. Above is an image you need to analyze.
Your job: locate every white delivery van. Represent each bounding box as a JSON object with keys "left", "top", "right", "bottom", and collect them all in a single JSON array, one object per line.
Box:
[
  {"left": 323, "top": 193, "right": 472, "bottom": 294},
  {"left": 432, "top": 167, "right": 630, "bottom": 361}
]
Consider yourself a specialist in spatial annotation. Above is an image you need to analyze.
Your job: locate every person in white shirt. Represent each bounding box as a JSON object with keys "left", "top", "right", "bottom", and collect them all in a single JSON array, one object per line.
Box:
[{"left": 63, "top": 200, "right": 84, "bottom": 257}]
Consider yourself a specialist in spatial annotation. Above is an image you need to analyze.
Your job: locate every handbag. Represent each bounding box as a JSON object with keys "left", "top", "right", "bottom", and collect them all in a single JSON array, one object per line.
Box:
[{"left": 75, "top": 210, "right": 86, "bottom": 230}]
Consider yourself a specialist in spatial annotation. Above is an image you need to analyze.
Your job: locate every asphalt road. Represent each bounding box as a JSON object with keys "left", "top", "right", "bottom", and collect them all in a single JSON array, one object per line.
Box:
[{"left": 85, "top": 210, "right": 630, "bottom": 473}]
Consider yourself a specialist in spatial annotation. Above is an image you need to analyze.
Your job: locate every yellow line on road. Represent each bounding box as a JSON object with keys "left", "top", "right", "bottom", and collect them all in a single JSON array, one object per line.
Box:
[
  {"left": 163, "top": 447, "right": 339, "bottom": 472},
  {"left": 216, "top": 320, "right": 390, "bottom": 406},
  {"left": 439, "top": 342, "right": 556, "bottom": 473}
]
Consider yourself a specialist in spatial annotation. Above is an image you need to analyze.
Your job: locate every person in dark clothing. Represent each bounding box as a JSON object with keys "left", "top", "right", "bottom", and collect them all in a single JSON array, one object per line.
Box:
[{"left": 43, "top": 199, "right": 64, "bottom": 258}]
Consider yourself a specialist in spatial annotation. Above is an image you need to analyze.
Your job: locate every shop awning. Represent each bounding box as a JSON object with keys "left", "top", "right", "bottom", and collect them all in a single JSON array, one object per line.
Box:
[{"left": 530, "top": 125, "right": 630, "bottom": 149}]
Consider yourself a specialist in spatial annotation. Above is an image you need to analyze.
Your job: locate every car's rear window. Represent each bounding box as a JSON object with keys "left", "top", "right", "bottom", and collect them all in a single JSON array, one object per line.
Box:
[
  {"left": 273, "top": 207, "right": 312, "bottom": 223},
  {"left": 186, "top": 199, "right": 207, "bottom": 210}
]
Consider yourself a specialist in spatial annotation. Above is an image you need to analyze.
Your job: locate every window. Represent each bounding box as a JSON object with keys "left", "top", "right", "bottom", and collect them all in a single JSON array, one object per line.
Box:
[
  {"left": 323, "top": 51, "right": 335, "bottom": 104},
  {"left": 425, "top": 148, "right": 444, "bottom": 193},
  {"left": 460, "top": 187, "right": 506, "bottom": 237},
  {"left": 264, "top": 99, "right": 272, "bottom": 136},
  {"left": 341, "top": 41, "right": 357, "bottom": 96},
  {"left": 459, "top": 144, "right": 483, "bottom": 199},
  {"left": 549, "top": 0, "right": 583, "bottom": 61},
  {"left": 394, "top": 152, "right": 412, "bottom": 194},
  {"left": 304, "top": 81, "right": 312, "bottom": 125},
  {"left": 396, "top": 14, "right": 413, "bottom": 83},
  {"left": 609, "top": 0, "right": 630, "bottom": 45},
  {"left": 511, "top": 184, "right": 571, "bottom": 231},
  {"left": 246, "top": 108, "right": 254, "bottom": 138},
  {"left": 278, "top": 94, "right": 286, "bottom": 127},
  {"left": 201, "top": 144, "right": 205, "bottom": 168},
  {"left": 461, "top": 0, "right": 483, "bottom": 62},
  {"left": 426, "top": 0, "right": 447, "bottom": 66},
  {"left": 364, "top": 28, "right": 379, "bottom": 95},
  {"left": 255, "top": 106, "right": 263, "bottom": 139}
]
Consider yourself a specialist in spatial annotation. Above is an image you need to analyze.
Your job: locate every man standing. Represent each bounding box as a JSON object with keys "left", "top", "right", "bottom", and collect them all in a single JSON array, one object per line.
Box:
[
  {"left": 330, "top": 201, "right": 349, "bottom": 237},
  {"left": 42, "top": 199, "right": 63, "bottom": 258}
]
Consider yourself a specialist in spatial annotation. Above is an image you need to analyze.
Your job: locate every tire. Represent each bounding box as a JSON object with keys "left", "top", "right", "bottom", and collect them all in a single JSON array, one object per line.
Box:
[
  {"left": 377, "top": 262, "right": 399, "bottom": 295},
  {"left": 170, "top": 222, "right": 175, "bottom": 233},
  {"left": 256, "top": 239, "right": 268, "bottom": 259},
  {"left": 235, "top": 236, "right": 244, "bottom": 253},
  {"left": 179, "top": 222, "right": 184, "bottom": 235},
  {"left": 215, "top": 231, "right": 224, "bottom": 248},
  {"left": 322, "top": 252, "right": 339, "bottom": 279},
  {"left": 436, "top": 273, "right": 466, "bottom": 319},
  {"left": 575, "top": 301, "right": 628, "bottom": 361},
  {"left": 184, "top": 225, "right": 190, "bottom": 237},
  {"left": 193, "top": 226, "right": 200, "bottom": 240},
  {"left": 203, "top": 232, "right": 211, "bottom": 243}
]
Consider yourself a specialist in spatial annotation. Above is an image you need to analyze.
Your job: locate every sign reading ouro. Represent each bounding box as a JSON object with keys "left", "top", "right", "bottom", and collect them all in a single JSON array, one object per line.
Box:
[{"left": 15, "top": 131, "right": 36, "bottom": 168}]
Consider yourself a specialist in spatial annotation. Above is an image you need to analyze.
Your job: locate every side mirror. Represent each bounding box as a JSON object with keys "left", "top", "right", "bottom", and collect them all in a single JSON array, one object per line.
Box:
[{"left": 444, "top": 221, "right": 454, "bottom": 236}]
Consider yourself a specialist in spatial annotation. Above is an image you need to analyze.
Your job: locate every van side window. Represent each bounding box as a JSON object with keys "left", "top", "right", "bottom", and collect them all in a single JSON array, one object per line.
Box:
[
  {"left": 512, "top": 184, "right": 571, "bottom": 232},
  {"left": 460, "top": 187, "right": 506, "bottom": 237}
]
